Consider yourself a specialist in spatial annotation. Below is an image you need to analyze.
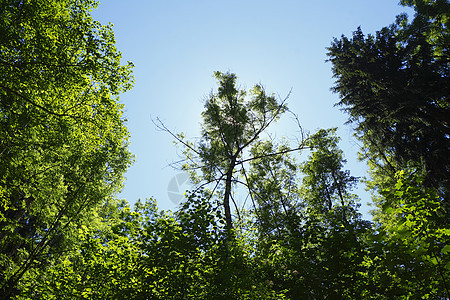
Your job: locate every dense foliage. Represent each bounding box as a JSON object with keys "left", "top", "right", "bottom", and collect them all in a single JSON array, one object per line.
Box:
[
  {"left": 327, "top": 0, "right": 449, "bottom": 297},
  {"left": 1, "top": 0, "right": 448, "bottom": 299},
  {"left": 0, "top": 0, "right": 133, "bottom": 297}
]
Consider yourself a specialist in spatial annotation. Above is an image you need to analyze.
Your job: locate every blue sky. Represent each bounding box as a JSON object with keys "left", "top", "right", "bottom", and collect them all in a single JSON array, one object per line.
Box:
[{"left": 92, "top": 1, "right": 414, "bottom": 219}]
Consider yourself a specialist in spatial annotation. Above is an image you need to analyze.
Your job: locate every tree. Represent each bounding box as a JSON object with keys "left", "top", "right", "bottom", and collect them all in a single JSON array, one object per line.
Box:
[
  {"left": 156, "top": 71, "right": 305, "bottom": 232},
  {"left": 327, "top": 0, "right": 449, "bottom": 204},
  {"left": 20, "top": 193, "right": 289, "bottom": 299},
  {"left": 246, "top": 139, "right": 302, "bottom": 240},
  {"left": 248, "top": 129, "right": 371, "bottom": 299},
  {"left": 0, "top": 0, "right": 134, "bottom": 296},
  {"left": 297, "top": 129, "right": 370, "bottom": 298},
  {"left": 300, "top": 128, "right": 359, "bottom": 219},
  {"left": 16, "top": 199, "right": 143, "bottom": 299},
  {"left": 327, "top": 1, "right": 450, "bottom": 298},
  {"left": 377, "top": 172, "right": 449, "bottom": 298}
]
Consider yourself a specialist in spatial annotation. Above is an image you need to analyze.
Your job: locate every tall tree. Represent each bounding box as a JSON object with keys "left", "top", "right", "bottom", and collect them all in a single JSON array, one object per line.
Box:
[
  {"left": 327, "top": 0, "right": 449, "bottom": 203},
  {"left": 298, "top": 129, "right": 370, "bottom": 298},
  {"left": 156, "top": 71, "right": 305, "bottom": 231},
  {"left": 250, "top": 128, "right": 371, "bottom": 299},
  {"left": 300, "top": 128, "right": 359, "bottom": 219},
  {"left": 327, "top": 1, "right": 450, "bottom": 297},
  {"left": 0, "top": 0, "right": 134, "bottom": 296},
  {"left": 246, "top": 140, "right": 302, "bottom": 240}
]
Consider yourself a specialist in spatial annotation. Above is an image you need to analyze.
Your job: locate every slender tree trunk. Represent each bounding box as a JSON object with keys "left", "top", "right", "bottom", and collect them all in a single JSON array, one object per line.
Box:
[
  {"left": 223, "top": 156, "right": 236, "bottom": 230},
  {"left": 331, "top": 170, "right": 348, "bottom": 223}
]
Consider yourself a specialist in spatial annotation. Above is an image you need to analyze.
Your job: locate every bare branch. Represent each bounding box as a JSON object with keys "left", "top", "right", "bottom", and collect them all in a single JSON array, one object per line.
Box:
[
  {"left": 152, "top": 117, "right": 201, "bottom": 156},
  {"left": 237, "top": 144, "right": 308, "bottom": 165},
  {"left": 230, "top": 193, "right": 241, "bottom": 221},
  {"left": 287, "top": 108, "right": 308, "bottom": 143}
]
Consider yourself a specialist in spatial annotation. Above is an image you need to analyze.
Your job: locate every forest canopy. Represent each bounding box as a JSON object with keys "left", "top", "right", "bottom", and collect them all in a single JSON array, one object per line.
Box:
[{"left": 0, "top": 0, "right": 448, "bottom": 299}]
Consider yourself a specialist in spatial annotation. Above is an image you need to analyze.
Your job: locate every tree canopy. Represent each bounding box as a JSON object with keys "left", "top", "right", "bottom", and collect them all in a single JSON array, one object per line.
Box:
[
  {"left": 327, "top": 0, "right": 449, "bottom": 203},
  {"left": 327, "top": 0, "right": 449, "bottom": 296},
  {"left": 1, "top": 0, "right": 449, "bottom": 299},
  {"left": 0, "top": 0, "right": 133, "bottom": 296},
  {"left": 156, "top": 71, "right": 305, "bottom": 232}
]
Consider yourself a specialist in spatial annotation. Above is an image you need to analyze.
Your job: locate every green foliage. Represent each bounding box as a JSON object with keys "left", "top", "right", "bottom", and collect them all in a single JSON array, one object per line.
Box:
[
  {"left": 296, "top": 129, "right": 370, "bottom": 298},
  {"left": 327, "top": 2, "right": 449, "bottom": 202},
  {"left": 3, "top": 0, "right": 449, "bottom": 297},
  {"left": 15, "top": 128, "right": 376, "bottom": 299},
  {"left": 375, "top": 172, "right": 450, "bottom": 298},
  {"left": 246, "top": 139, "right": 301, "bottom": 239},
  {"left": 196, "top": 72, "right": 287, "bottom": 182},
  {"left": 0, "top": 0, "right": 133, "bottom": 296},
  {"left": 16, "top": 199, "right": 142, "bottom": 299},
  {"left": 15, "top": 196, "right": 288, "bottom": 299},
  {"left": 328, "top": 1, "right": 450, "bottom": 297},
  {"left": 245, "top": 128, "right": 372, "bottom": 299},
  {"left": 301, "top": 128, "right": 359, "bottom": 215}
]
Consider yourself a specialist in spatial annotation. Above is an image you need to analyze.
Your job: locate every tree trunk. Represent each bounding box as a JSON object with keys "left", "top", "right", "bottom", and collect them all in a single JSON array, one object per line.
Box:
[{"left": 223, "top": 156, "right": 236, "bottom": 230}]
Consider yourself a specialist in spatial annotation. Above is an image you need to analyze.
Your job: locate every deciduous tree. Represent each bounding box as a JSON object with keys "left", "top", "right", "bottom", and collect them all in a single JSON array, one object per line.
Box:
[
  {"left": 156, "top": 71, "right": 305, "bottom": 232},
  {"left": 0, "top": 0, "right": 133, "bottom": 296}
]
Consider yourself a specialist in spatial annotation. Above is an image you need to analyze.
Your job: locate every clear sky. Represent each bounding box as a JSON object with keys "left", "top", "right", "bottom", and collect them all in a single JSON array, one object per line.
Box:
[{"left": 91, "top": 1, "right": 414, "bottom": 219}]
